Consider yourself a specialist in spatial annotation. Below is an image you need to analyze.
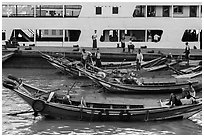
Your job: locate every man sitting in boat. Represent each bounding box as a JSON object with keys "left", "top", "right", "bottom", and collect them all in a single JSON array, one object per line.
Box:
[
  {"left": 187, "top": 82, "right": 196, "bottom": 98},
  {"left": 180, "top": 83, "right": 196, "bottom": 104},
  {"left": 166, "top": 93, "right": 183, "bottom": 107},
  {"left": 166, "top": 86, "right": 196, "bottom": 107}
]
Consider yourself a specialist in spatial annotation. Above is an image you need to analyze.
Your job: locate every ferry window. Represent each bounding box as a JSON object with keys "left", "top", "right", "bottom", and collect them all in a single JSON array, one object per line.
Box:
[
  {"left": 126, "top": 30, "right": 145, "bottom": 42},
  {"left": 147, "top": 6, "right": 156, "bottom": 17},
  {"left": 112, "top": 7, "right": 118, "bottom": 14},
  {"left": 182, "top": 29, "right": 199, "bottom": 42},
  {"left": 36, "top": 29, "right": 63, "bottom": 41},
  {"left": 147, "top": 30, "right": 163, "bottom": 42},
  {"left": 133, "top": 5, "right": 145, "bottom": 17},
  {"left": 59, "top": 30, "right": 63, "bottom": 35},
  {"left": 10, "top": 29, "right": 34, "bottom": 42},
  {"left": 190, "top": 6, "right": 197, "bottom": 17},
  {"left": 163, "top": 6, "right": 170, "bottom": 17},
  {"left": 173, "top": 6, "right": 183, "bottom": 14},
  {"left": 36, "top": 5, "right": 63, "bottom": 17},
  {"left": 2, "top": 5, "right": 17, "bottom": 17},
  {"left": 65, "top": 30, "right": 81, "bottom": 42},
  {"left": 52, "top": 30, "right": 56, "bottom": 35},
  {"left": 44, "top": 30, "right": 49, "bottom": 35},
  {"left": 96, "top": 7, "right": 102, "bottom": 15},
  {"left": 100, "top": 30, "right": 118, "bottom": 42},
  {"left": 64, "top": 5, "right": 82, "bottom": 17},
  {"left": 100, "top": 29, "right": 147, "bottom": 42},
  {"left": 17, "top": 5, "right": 34, "bottom": 17}
]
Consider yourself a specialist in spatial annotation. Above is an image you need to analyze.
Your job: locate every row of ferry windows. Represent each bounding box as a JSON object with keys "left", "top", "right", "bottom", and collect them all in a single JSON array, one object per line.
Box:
[
  {"left": 2, "top": 5, "right": 201, "bottom": 17},
  {"left": 6, "top": 29, "right": 200, "bottom": 42},
  {"left": 2, "top": 5, "right": 82, "bottom": 17},
  {"left": 97, "top": 5, "right": 201, "bottom": 17}
]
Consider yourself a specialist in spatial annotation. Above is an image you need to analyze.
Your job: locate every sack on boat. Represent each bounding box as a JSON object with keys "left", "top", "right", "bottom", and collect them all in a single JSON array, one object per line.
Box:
[
  {"left": 97, "top": 72, "right": 106, "bottom": 78},
  {"left": 180, "top": 98, "right": 193, "bottom": 105}
]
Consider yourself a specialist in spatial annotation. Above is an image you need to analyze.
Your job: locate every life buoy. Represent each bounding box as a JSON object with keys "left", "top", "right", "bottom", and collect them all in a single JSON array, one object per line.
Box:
[
  {"left": 32, "top": 99, "right": 45, "bottom": 113},
  {"left": 3, "top": 80, "right": 17, "bottom": 90}
]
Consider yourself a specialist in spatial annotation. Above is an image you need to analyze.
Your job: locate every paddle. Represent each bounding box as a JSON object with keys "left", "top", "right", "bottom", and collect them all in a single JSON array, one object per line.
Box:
[
  {"left": 7, "top": 110, "right": 34, "bottom": 116},
  {"left": 167, "top": 65, "right": 185, "bottom": 75},
  {"left": 35, "top": 88, "right": 60, "bottom": 98},
  {"left": 81, "top": 83, "right": 97, "bottom": 87},
  {"left": 66, "top": 81, "right": 77, "bottom": 95}
]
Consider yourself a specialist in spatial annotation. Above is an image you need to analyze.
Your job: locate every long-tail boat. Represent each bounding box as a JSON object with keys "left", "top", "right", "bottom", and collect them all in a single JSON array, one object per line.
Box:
[
  {"left": 2, "top": 75, "right": 202, "bottom": 122},
  {"left": 77, "top": 67, "right": 201, "bottom": 94}
]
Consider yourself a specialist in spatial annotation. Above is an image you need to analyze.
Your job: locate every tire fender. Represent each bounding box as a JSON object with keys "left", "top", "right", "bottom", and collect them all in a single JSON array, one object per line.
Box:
[{"left": 32, "top": 99, "right": 45, "bottom": 113}]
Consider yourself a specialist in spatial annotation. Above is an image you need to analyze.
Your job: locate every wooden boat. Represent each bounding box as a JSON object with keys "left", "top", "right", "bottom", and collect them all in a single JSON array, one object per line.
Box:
[
  {"left": 40, "top": 52, "right": 167, "bottom": 73},
  {"left": 102, "top": 56, "right": 165, "bottom": 69},
  {"left": 180, "top": 66, "right": 202, "bottom": 74},
  {"left": 143, "top": 60, "right": 178, "bottom": 72},
  {"left": 77, "top": 67, "right": 200, "bottom": 94},
  {"left": 2, "top": 75, "right": 202, "bottom": 122},
  {"left": 39, "top": 52, "right": 135, "bottom": 70},
  {"left": 172, "top": 71, "right": 202, "bottom": 79},
  {"left": 40, "top": 52, "right": 85, "bottom": 77}
]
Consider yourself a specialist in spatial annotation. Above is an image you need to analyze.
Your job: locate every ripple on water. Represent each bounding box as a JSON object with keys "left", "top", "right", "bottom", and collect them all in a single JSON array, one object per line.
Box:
[{"left": 189, "top": 113, "right": 202, "bottom": 126}]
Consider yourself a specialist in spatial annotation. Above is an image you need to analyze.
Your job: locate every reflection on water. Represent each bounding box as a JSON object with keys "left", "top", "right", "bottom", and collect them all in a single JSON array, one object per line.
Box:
[{"left": 2, "top": 68, "right": 202, "bottom": 135}]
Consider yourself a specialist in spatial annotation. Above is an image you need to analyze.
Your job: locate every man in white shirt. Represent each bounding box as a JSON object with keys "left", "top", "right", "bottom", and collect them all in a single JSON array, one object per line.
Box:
[
  {"left": 136, "top": 49, "right": 143, "bottom": 71},
  {"left": 94, "top": 48, "right": 102, "bottom": 68},
  {"left": 184, "top": 42, "right": 190, "bottom": 65},
  {"left": 92, "top": 30, "right": 97, "bottom": 50}
]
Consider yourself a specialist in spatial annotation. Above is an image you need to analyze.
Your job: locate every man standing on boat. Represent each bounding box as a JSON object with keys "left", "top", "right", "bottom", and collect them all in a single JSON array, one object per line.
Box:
[
  {"left": 121, "top": 33, "right": 126, "bottom": 52},
  {"left": 94, "top": 48, "right": 102, "bottom": 68},
  {"left": 136, "top": 49, "right": 143, "bottom": 71},
  {"left": 81, "top": 49, "right": 93, "bottom": 68},
  {"left": 92, "top": 30, "right": 97, "bottom": 50},
  {"left": 184, "top": 42, "right": 190, "bottom": 66}
]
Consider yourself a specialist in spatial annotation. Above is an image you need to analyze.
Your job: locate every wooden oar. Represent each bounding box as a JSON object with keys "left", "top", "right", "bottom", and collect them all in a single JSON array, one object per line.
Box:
[
  {"left": 35, "top": 88, "right": 60, "bottom": 98},
  {"left": 167, "top": 65, "right": 185, "bottom": 75},
  {"left": 7, "top": 110, "right": 34, "bottom": 116},
  {"left": 66, "top": 81, "right": 77, "bottom": 95},
  {"left": 81, "top": 83, "right": 97, "bottom": 87}
]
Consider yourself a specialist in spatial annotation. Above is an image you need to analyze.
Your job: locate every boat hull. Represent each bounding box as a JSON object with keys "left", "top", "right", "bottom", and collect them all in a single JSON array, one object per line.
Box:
[
  {"left": 13, "top": 88, "right": 202, "bottom": 121},
  {"left": 80, "top": 68, "right": 200, "bottom": 94},
  {"left": 2, "top": 76, "right": 201, "bottom": 122}
]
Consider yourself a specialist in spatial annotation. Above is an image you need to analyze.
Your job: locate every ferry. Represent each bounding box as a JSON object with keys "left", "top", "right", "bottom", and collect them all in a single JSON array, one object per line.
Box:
[{"left": 2, "top": 2, "right": 202, "bottom": 49}]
